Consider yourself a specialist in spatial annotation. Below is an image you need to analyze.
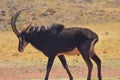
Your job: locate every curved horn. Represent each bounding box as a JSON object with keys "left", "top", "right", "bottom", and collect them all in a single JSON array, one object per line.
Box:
[
  {"left": 11, "top": 8, "right": 31, "bottom": 36},
  {"left": 11, "top": 11, "right": 21, "bottom": 36}
]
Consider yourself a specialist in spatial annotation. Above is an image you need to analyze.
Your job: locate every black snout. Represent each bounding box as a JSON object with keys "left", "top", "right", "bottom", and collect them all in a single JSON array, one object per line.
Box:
[{"left": 18, "top": 39, "right": 28, "bottom": 52}]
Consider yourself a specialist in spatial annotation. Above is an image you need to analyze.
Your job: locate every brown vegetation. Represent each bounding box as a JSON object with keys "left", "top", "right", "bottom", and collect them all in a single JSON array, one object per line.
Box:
[{"left": 0, "top": 0, "right": 120, "bottom": 80}]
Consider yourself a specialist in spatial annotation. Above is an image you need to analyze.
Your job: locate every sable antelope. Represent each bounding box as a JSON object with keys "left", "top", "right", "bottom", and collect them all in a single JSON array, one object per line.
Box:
[{"left": 11, "top": 9, "right": 102, "bottom": 80}]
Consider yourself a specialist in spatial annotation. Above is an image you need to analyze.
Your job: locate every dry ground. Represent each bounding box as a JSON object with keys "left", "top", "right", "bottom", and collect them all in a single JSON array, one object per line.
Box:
[{"left": 0, "top": 0, "right": 120, "bottom": 80}]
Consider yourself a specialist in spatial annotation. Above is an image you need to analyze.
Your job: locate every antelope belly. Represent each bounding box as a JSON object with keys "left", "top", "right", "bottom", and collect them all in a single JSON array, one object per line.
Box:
[{"left": 57, "top": 48, "right": 80, "bottom": 56}]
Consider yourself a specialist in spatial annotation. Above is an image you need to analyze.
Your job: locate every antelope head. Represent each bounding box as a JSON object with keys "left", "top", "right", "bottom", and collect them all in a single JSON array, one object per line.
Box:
[{"left": 11, "top": 9, "right": 32, "bottom": 52}]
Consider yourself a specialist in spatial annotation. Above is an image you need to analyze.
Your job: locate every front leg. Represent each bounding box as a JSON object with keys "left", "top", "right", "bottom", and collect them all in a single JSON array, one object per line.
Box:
[
  {"left": 58, "top": 55, "right": 73, "bottom": 80},
  {"left": 45, "top": 56, "right": 55, "bottom": 80}
]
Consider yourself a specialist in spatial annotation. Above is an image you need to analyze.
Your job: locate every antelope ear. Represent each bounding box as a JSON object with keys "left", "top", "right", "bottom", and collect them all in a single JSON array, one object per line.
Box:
[{"left": 24, "top": 21, "right": 32, "bottom": 33}]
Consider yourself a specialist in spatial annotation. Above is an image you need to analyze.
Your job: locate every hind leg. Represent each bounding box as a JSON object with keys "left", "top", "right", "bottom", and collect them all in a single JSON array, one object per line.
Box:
[
  {"left": 91, "top": 54, "right": 102, "bottom": 80},
  {"left": 89, "top": 39, "right": 102, "bottom": 80},
  {"left": 78, "top": 41, "right": 93, "bottom": 80},
  {"left": 81, "top": 52, "right": 93, "bottom": 80}
]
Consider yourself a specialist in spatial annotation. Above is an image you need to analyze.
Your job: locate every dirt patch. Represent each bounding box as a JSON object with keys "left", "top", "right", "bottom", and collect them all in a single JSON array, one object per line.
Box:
[{"left": 0, "top": 61, "right": 120, "bottom": 80}]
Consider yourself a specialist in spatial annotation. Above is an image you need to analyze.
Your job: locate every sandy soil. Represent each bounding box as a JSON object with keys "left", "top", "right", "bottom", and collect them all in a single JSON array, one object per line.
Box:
[{"left": 0, "top": 62, "right": 119, "bottom": 80}]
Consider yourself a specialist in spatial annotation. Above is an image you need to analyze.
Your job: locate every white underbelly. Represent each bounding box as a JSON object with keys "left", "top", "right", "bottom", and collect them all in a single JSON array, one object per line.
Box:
[{"left": 57, "top": 48, "right": 80, "bottom": 56}]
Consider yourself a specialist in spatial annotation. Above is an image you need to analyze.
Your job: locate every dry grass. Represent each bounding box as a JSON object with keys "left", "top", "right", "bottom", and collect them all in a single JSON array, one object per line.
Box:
[
  {"left": 0, "top": 0, "right": 120, "bottom": 79},
  {"left": 1, "top": 0, "right": 120, "bottom": 30}
]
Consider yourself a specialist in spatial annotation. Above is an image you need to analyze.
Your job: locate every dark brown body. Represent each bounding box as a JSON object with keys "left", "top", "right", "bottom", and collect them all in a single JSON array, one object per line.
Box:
[
  {"left": 19, "top": 26, "right": 102, "bottom": 80},
  {"left": 27, "top": 27, "right": 97, "bottom": 57},
  {"left": 11, "top": 9, "right": 102, "bottom": 80}
]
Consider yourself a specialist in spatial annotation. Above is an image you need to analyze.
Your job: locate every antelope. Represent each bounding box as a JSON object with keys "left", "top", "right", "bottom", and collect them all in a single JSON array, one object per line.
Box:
[{"left": 11, "top": 9, "right": 102, "bottom": 80}]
